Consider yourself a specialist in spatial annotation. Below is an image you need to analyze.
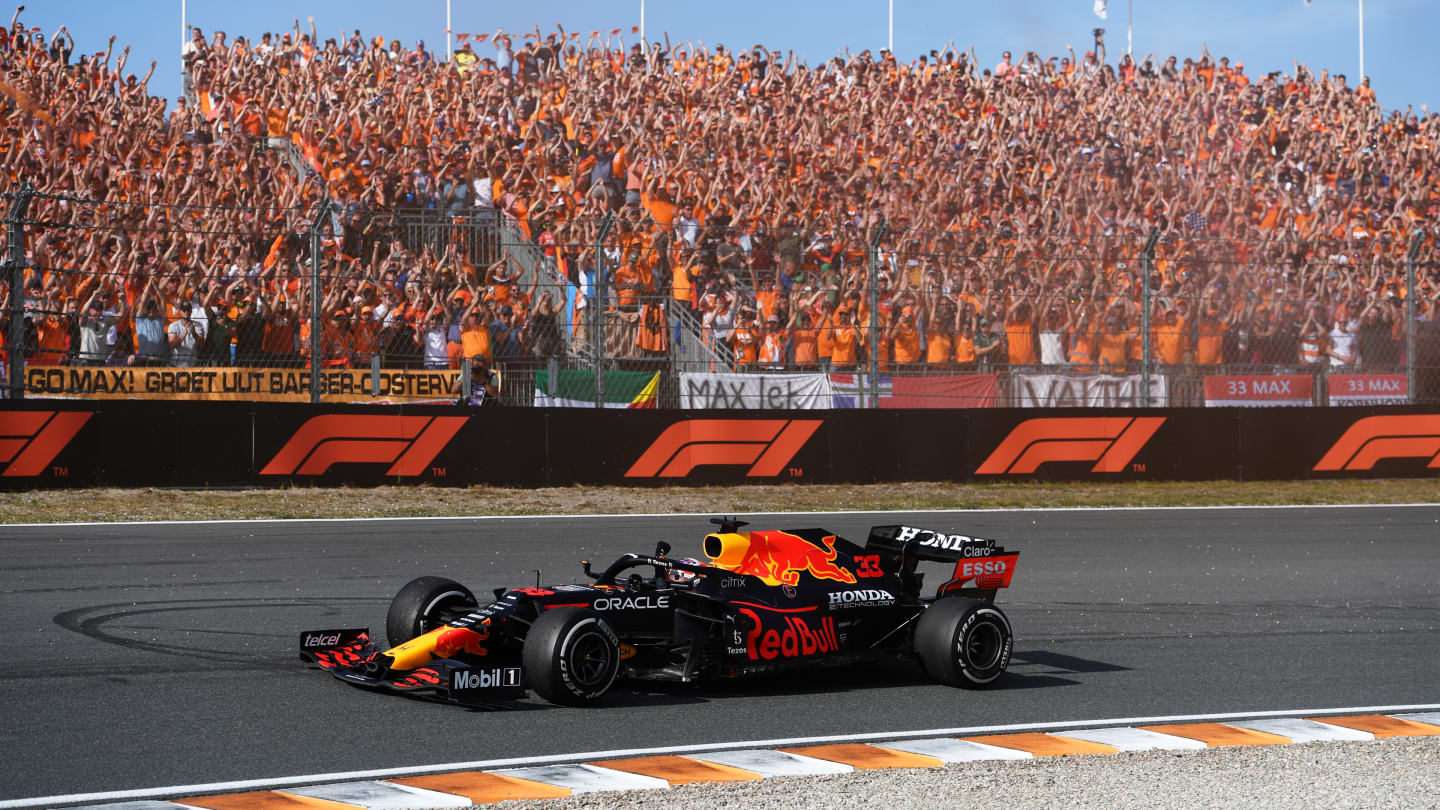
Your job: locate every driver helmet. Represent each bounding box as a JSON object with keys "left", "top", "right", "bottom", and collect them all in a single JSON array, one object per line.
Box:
[{"left": 666, "top": 558, "right": 703, "bottom": 585}]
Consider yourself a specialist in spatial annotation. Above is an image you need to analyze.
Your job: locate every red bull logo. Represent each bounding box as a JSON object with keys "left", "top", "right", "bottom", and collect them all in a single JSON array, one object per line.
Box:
[
  {"left": 432, "top": 625, "right": 489, "bottom": 658},
  {"left": 739, "top": 607, "right": 838, "bottom": 661},
  {"left": 704, "top": 530, "right": 857, "bottom": 586}
]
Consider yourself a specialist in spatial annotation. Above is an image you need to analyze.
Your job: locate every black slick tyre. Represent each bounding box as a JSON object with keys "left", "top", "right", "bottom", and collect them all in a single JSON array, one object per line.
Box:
[
  {"left": 522, "top": 607, "right": 621, "bottom": 706},
  {"left": 386, "top": 576, "right": 477, "bottom": 647},
  {"left": 914, "top": 597, "right": 1012, "bottom": 688}
]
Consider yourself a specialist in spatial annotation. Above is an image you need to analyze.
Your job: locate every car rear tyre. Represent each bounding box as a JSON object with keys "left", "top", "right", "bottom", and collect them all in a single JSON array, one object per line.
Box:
[
  {"left": 914, "top": 597, "right": 1012, "bottom": 688},
  {"left": 386, "top": 576, "right": 478, "bottom": 647},
  {"left": 523, "top": 607, "right": 621, "bottom": 706}
]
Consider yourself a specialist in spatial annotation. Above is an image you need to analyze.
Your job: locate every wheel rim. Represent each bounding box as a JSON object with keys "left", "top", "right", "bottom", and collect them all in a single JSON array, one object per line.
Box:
[
  {"left": 568, "top": 631, "right": 613, "bottom": 687},
  {"left": 418, "top": 595, "right": 465, "bottom": 636},
  {"left": 962, "top": 621, "right": 1003, "bottom": 670}
]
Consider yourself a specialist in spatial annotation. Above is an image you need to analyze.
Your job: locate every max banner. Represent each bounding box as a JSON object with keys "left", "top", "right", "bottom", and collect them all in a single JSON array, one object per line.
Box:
[{"left": 0, "top": 403, "right": 1436, "bottom": 489}]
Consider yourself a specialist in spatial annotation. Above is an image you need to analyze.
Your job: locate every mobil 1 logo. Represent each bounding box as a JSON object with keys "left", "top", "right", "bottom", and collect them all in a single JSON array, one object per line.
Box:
[{"left": 451, "top": 667, "right": 522, "bottom": 691}]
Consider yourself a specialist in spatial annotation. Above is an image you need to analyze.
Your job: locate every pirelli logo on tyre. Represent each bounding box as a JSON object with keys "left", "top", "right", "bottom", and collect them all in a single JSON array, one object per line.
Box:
[
  {"left": 626, "top": 419, "right": 822, "bottom": 478},
  {"left": 1313, "top": 414, "right": 1440, "bottom": 472},
  {"left": 260, "top": 414, "right": 467, "bottom": 476},
  {"left": 0, "top": 410, "right": 92, "bottom": 477},
  {"left": 976, "top": 417, "right": 1165, "bottom": 475}
]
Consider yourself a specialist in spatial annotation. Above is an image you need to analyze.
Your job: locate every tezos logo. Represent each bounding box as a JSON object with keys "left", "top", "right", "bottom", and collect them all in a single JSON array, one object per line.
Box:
[
  {"left": 452, "top": 667, "right": 522, "bottom": 690},
  {"left": 828, "top": 589, "right": 895, "bottom": 609},
  {"left": 304, "top": 633, "right": 341, "bottom": 647},
  {"left": 594, "top": 595, "right": 671, "bottom": 611}
]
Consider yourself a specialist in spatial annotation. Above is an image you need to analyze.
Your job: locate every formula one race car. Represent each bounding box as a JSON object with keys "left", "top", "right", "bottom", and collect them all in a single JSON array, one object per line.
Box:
[{"left": 300, "top": 519, "right": 1020, "bottom": 706}]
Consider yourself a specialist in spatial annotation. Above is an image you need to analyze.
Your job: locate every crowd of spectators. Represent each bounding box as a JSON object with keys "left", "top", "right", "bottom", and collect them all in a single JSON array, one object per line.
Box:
[{"left": 0, "top": 8, "right": 1436, "bottom": 383}]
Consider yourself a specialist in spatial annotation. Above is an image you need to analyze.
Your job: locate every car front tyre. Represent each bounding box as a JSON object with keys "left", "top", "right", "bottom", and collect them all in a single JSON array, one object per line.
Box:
[
  {"left": 523, "top": 607, "right": 621, "bottom": 706},
  {"left": 386, "top": 576, "right": 478, "bottom": 647},
  {"left": 914, "top": 597, "right": 1012, "bottom": 688}
]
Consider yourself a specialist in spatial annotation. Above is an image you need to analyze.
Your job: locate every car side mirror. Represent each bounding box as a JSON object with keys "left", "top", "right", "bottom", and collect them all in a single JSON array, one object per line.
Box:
[{"left": 655, "top": 541, "right": 672, "bottom": 559}]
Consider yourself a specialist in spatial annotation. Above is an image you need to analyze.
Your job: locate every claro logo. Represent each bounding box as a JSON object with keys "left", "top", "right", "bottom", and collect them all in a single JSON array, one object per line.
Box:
[
  {"left": 260, "top": 414, "right": 467, "bottom": 476},
  {"left": 626, "top": 419, "right": 821, "bottom": 478},
  {"left": 1313, "top": 415, "right": 1440, "bottom": 471},
  {"left": 976, "top": 417, "right": 1165, "bottom": 474},
  {"left": 0, "top": 410, "right": 92, "bottom": 476}
]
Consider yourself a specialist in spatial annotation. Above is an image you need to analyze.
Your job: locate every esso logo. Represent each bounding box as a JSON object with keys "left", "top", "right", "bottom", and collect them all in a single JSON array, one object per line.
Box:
[{"left": 961, "top": 560, "right": 1008, "bottom": 577}]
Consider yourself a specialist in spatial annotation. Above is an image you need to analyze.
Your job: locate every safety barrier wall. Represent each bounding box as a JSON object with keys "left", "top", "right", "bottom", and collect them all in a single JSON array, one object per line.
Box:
[{"left": 1, "top": 403, "right": 1437, "bottom": 490}]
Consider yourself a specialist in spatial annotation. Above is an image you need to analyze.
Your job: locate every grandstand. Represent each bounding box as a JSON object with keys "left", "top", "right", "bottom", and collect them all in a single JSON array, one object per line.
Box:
[{"left": 1, "top": 13, "right": 1437, "bottom": 407}]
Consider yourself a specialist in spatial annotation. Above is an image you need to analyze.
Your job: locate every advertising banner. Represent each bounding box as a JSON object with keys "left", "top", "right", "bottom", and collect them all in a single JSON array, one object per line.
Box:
[
  {"left": 1327, "top": 374, "right": 1408, "bottom": 406},
  {"left": 1204, "top": 374, "right": 1313, "bottom": 407},
  {"left": 829, "top": 374, "right": 1000, "bottom": 408},
  {"left": 679, "top": 372, "right": 833, "bottom": 409},
  {"left": 1013, "top": 373, "right": 1166, "bottom": 408},
  {"left": 3, "top": 401, "right": 1439, "bottom": 490},
  {"left": 24, "top": 366, "right": 458, "bottom": 404}
]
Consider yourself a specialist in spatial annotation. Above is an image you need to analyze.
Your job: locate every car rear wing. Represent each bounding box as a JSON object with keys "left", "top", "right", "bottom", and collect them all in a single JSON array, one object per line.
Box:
[{"left": 865, "top": 525, "right": 1019, "bottom": 593}]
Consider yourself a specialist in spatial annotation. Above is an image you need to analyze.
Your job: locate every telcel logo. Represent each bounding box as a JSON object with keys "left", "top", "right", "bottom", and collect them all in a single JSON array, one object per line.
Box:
[
  {"left": 451, "top": 668, "right": 521, "bottom": 690},
  {"left": 303, "top": 633, "right": 341, "bottom": 647},
  {"left": 594, "top": 595, "right": 671, "bottom": 611}
]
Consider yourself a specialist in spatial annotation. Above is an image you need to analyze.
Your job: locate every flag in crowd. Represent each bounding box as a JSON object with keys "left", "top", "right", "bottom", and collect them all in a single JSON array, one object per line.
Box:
[{"left": 534, "top": 370, "right": 659, "bottom": 408}]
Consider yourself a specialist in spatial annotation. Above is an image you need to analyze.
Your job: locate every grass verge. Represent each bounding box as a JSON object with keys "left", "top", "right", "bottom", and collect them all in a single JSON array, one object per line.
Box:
[{"left": 0, "top": 479, "right": 1435, "bottom": 524}]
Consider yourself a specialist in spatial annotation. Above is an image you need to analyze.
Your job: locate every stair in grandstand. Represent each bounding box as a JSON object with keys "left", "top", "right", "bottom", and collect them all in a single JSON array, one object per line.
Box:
[
  {"left": 259, "top": 136, "right": 317, "bottom": 185},
  {"left": 670, "top": 300, "right": 735, "bottom": 370}
]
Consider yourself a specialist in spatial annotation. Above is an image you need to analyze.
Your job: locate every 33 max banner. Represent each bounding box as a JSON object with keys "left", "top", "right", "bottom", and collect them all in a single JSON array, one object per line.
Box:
[{"left": 0, "top": 403, "right": 1437, "bottom": 489}]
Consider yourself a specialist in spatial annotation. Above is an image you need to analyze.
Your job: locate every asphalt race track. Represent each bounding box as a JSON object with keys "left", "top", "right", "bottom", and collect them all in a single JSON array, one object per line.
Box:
[{"left": 1, "top": 505, "right": 1436, "bottom": 802}]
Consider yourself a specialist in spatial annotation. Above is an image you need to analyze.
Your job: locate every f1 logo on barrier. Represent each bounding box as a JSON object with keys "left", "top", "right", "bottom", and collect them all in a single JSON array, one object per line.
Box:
[
  {"left": 0, "top": 411, "right": 92, "bottom": 476},
  {"left": 260, "top": 415, "right": 467, "bottom": 476},
  {"left": 626, "top": 419, "right": 821, "bottom": 478},
  {"left": 975, "top": 417, "right": 1165, "bottom": 474},
  {"left": 1313, "top": 415, "right": 1440, "bottom": 471}
]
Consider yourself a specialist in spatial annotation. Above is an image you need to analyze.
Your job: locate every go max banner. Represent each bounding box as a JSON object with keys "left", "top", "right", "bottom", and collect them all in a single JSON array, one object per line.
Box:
[
  {"left": 1013, "top": 373, "right": 1167, "bottom": 408},
  {"left": 679, "top": 372, "right": 834, "bottom": 409},
  {"left": 24, "top": 366, "right": 459, "bottom": 404}
]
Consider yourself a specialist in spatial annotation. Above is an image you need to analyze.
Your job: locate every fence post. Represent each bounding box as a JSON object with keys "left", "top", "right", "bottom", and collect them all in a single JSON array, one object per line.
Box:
[
  {"left": 370, "top": 354, "right": 381, "bottom": 397},
  {"left": 308, "top": 196, "right": 332, "bottom": 405},
  {"left": 591, "top": 215, "right": 615, "bottom": 408},
  {"left": 1406, "top": 230, "right": 1423, "bottom": 404},
  {"left": 1140, "top": 228, "right": 1160, "bottom": 406},
  {"left": 867, "top": 218, "right": 887, "bottom": 408},
  {"left": 460, "top": 354, "right": 472, "bottom": 403},
  {"left": 5, "top": 182, "right": 34, "bottom": 399}
]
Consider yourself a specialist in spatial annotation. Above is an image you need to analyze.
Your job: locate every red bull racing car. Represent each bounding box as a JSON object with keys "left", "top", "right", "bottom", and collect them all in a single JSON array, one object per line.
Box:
[{"left": 300, "top": 519, "right": 1020, "bottom": 706}]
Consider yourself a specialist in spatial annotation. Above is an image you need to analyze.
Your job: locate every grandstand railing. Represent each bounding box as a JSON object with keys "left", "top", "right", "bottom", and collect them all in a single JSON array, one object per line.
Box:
[{"left": 5, "top": 190, "right": 1436, "bottom": 407}]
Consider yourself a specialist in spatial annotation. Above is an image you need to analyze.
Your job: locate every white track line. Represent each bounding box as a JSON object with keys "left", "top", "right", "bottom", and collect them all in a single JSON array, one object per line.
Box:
[
  {"left": 3, "top": 703, "right": 1438, "bottom": 810},
  {"left": 3, "top": 501, "right": 1436, "bottom": 529}
]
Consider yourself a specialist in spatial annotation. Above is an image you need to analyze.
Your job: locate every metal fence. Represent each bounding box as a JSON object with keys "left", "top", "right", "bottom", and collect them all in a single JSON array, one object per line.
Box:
[{"left": 5, "top": 192, "right": 1437, "bottom": 408}]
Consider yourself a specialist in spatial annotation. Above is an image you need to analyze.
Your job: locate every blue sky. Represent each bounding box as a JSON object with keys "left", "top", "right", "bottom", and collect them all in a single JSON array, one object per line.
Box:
[{"left": 31, "top": 0, "right": 1438, "bottom": 112}]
